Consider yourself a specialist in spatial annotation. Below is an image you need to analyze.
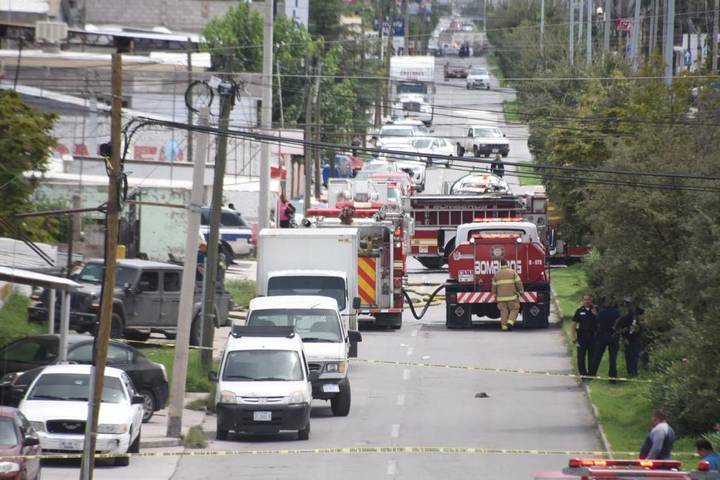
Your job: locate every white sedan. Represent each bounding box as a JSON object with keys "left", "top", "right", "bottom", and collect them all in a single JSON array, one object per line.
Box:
[
  {"left": 410, "top": 137, "right": 456, "bottom": 165},
  {"left": 466, "top": 66, "right": 491, "bottom": 90},
  {"left": 19, "top": 364, "right": 144, "bottom": 466}
]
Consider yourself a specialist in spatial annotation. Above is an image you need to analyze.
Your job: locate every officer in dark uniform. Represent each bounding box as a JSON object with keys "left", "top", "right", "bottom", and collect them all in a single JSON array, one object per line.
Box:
[
  {"left": 490, "top": 154, "right": 505, "bottom": 178},
  {"left": 572, "top": 293, "right": 598, "bottom": 377},
  {"left": 616, "top": 297, "right": 645, "bottom": 377},
  {"left": 589, "top": 301, "right": 621, "bottom": 382}
]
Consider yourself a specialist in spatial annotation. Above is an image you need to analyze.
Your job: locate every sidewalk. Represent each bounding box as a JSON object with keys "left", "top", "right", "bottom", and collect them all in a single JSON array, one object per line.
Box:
[{"left": 140, "top": 393, "right": 208, "bottom": 448}]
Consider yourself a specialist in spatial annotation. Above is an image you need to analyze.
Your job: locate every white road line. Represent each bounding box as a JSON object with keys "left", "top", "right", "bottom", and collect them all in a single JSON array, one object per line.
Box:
[
  {"left": 407, "top": 347, "right": 414, "bottom": 356},
  {"left": 391, "top": 424, "right": 401, "bottom": 438},
  {"left": 397, "top": 394, "right": 406, "bottom": 406},
  {"left": 411, "top": 329, "right": 418, "bottom": 337},
  {"left": 387, "top": 459, "right": 397, "bottom": 476},
  {"left": 402, "top": 368, "right": 411, "bottom": 381}
]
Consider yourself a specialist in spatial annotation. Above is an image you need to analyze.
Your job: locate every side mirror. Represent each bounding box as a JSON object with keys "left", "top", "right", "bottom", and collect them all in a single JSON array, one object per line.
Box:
[
  {"left": 308, "top": 371, "right": 320, "bottom": 383},
  {"left": 348, "top": 330, "right": 362, "bottom": 343},
  {"left": 137, "top": 281, "right": 150, "bottom": 293},
  {"left": 131, "top": 395, "right": 145, "bottom": 405},
  {"left": 352, "top": 297, "right": 361, "bottom": 310},
  {"left": 208, "top": 371, "right": 218, "bottom": 382},
  {"left": 23, "top": 436, "right": 40, "bottom": 447}
]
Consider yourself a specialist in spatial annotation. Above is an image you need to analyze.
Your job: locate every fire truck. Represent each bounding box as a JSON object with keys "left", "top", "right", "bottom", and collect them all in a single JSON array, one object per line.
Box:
[
  {"left": 535, "top": 458, "right": 719, "bottom": 480},
  {"left": 444, "top": 218, "right": 551, "bottom": 328},
  {"left": 304, "top": 179, "right": 414, "bottom": 329},
  {"left": 404, "top": 191, "right": 549, "bottom": 269}
]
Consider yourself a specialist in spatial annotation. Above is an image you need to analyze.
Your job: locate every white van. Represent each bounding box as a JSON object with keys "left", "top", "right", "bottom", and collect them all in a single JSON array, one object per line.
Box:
[
  {"left": 245, "top": 296, "right": 360, "bottom": 416},
  {"left": 209, "top": 326, "right": 313, "bottom": 440}
]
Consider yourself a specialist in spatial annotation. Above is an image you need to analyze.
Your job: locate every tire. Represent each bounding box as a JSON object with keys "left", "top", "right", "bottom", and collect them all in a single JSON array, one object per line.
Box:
[
  {"left": 216, "top": 420, "right": 228, "bottom": 441},
  {"left": 298, "top": 421, "right": 311, "bottom": 440},
  {"left": 138, "top": 390, "right": 156, "bottom": 423},
  {"left": 189, "top": 314, "right": 201, "bottom": 346},
  {"left": 163, "top": 332, "right": 177, "bottom": 340},
  {"left": 486, "top": 85, "right": 491, "bottom": 90},
  {"left": 110, "top": 313, "right": 124, "bottom": 339},
  {"left": 331, "top": 379, "right": 351, "bottom": 416},
  {"left": 125, "top": 330, "right": 150, "bottom": 343},
  {"left": 466, "top": 84, "right": 470, "bottom": 90},
  {"left": 114, "top": 453, "right": 130, "bottom": 467},
  {"left": 128, "top": 429, "right": 141, "bottom": 453}
]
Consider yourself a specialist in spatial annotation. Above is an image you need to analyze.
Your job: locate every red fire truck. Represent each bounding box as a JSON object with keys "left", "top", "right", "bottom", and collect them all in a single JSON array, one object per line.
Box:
[
  {"left": 535, "top": 458, "right": 719, "bottom": 480},
  {"left": 445, "top": 218, "right": 551, "bottom": 328}
]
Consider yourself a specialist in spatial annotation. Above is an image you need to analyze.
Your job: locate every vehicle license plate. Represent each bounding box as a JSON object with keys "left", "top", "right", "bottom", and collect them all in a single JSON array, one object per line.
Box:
[
  {"left": 492, "top": 148, "right": 499, "bottom": 153},
  {"left": 419, "top": 246, "right": 428, "bottom": 253},
  {"left": 61, "top": 440, "right": 79, "bottom": 450},
  {"left": 323, "top": 384, "right": 340, "bottom": 393},
  {"left": 253, "top": 411, "right": 272, "bottom": 422}
]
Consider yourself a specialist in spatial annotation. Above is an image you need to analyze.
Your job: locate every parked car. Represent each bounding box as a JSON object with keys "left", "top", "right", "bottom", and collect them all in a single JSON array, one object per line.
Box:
[
  {"left": 411, "top": 137, "right": 456, "bottom": 165},
  {"left": 466, "top": 65, "right": 491, "bottom": 90},
  {"left": 19, "top": 364, "right": 144, "bottom": 466},
  {"left": 444, "top": 61, "right": 469, "bottom": 79},
  {"left": 375, "top": 125, "right": 420, "bottom": 148},
  {"left": 0, "top": 407, "right": 41, "bottom": 480},
  {"left": 460, "top": 125, "right": 510, "bottom": 158},
  {"left": 355, "top": 160, "right": 400, "bottom": 180},
  {"left": 0, "top": 334, "right": 168, "bottom": 422},
  {"left": 200, "top": 207, "right": 253, "bottom": 260}
]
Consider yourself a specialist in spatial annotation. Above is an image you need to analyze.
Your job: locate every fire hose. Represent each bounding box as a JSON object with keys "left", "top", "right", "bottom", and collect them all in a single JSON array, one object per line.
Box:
[{"left": 401, "top": 284, "right": 447, "bottom": 320}]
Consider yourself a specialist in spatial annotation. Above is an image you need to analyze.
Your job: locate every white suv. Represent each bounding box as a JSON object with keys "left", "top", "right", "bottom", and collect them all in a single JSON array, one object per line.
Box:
[
  {"left": 19, "top": 364, "right": 144, "bottom": 466},
  {"left": 245, "top": 296, "right": 360, "bottom": 416},
  {"left": 210, "top": 326, "right": 313, "bottom": 440}
]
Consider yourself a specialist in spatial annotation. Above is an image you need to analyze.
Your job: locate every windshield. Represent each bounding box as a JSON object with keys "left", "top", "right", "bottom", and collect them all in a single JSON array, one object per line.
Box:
[
  {"left": 222, "top": 350, "right": 303, "bottom": 381},
  {"left": 474, "top": 128, "right": 502, "bottom": 138},
  {"left": 363, "top": 162, "right": 394, "bottom": 173},
  {"left": 380, "top": 127, "right": 414, "bottom": 137},
  {"left": 411, "top": 139, "right": 433, "bottom": 149},
  {"left": 467, "top": 228, "right": 528, "bottom": 241},
  {"left": 397, "top": 83, "right": 427, "bottom": 95},
  {"left": 448, "top": 62, "right": 466, "bottom": 68},
  {"left": 247, "top": 309, "right": 342, "bottom": 342},
  {"left": 267, "top": 276, "right": 347, "bottom": 311},
  {"left": 0, "top": 418, "right": 18, "bottom": 446},
  {"left": 77, "top": 264, "right": 137, "bottom": 286},
  {"left": 470, "top": 67, "right": 488, "bottom": 75},
  {"left": 27, "top": 373, "right": 126, "bottom": 403}
]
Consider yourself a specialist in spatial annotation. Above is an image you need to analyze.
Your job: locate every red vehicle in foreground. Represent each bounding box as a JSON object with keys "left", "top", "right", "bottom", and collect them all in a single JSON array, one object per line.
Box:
[
  {"left": 534, "top": 458, "right": 718, "bottom": 480},
  {"left": 0, "top": 407, "right": 41, "bottom": 480}
]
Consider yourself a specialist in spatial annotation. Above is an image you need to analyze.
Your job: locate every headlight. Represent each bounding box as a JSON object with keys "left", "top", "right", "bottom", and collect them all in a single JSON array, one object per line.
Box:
[
  {"left": 30, "top": 421, "right": 45, "bottom": 432},
  {"left": 0, "top": 462, "right": 20, "bottom": 474},
  {"left": 97, "top": 423, "right": 128, "bottom": 434},
  {"left": 325, "top": 361, "right": 347, "bottom": 374},
  {"left": 219, "top": 390, "right": 239, "bottom": 404},
  {"left": 287, "top": 390, "right": 305, "bottom": 404}
]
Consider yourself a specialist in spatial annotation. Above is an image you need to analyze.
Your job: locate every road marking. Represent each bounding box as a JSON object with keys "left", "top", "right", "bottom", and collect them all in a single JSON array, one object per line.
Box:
[
  {"left": 387, "top": 459, "right": 397, "bottom": 476},
  {"left": 411, "top": 329, "right": 418, "bottom": 337},
  {"left": 406, "top": 347, "right": 414, "bottom": 356},
  {"left": 402, "top": 369, "right": 411, "bottom": 381},
  {"left": 391, "top": 424, "right": 401, "bottom": 438},
  {"left": 397, "top": 394, "right": 406, "bottom": 406}
]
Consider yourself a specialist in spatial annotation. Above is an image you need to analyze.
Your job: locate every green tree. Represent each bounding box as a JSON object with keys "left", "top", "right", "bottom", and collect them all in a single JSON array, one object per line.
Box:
[
  {"left": 0, "top": 91, "right": 57, "bottom": 241},
  {"left": 203, "top": 3, "right": 263, "bottom": 71},
  {"left": 308, "top": 0, "right": 344, "bottom": 41}
]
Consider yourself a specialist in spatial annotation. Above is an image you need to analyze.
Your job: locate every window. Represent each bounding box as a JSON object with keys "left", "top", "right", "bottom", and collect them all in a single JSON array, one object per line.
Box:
[
  {"left": 68, "top": 343, "right": 132, "bottom": 365},
  {"left": 222, "top": 350, "right": 303, "bottom": 381},
  {"left": 163, "top": 271, "right": 181, "bottom": 292},
  {"left": 267, "top": 276, "right": 347, "bottom": 310},
  {"left": 139, "top": 271, "right": 159, "bottom": 292},
  {"left": 0, "top": 339, "right": 56, "bottom": 364},
  {"left": 28, "top": 373, "right": 126, "bottom": 403},
  {"left": 468, "top": 128, "right": 474, "bottom": 137},
  {"left": 78, "top": 264, "right": 138, "bottom": 286},
  {"left": 0, "top": 418, "right": 18, "bottom": 446},
  {"left": 247, "top": 309, "right": 342, "bottom": 342}
]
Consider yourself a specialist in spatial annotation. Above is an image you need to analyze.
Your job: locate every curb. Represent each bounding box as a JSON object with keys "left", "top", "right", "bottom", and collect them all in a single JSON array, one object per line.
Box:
[{"left": 141, "top": 437, "right": 181, "bottom": 449}]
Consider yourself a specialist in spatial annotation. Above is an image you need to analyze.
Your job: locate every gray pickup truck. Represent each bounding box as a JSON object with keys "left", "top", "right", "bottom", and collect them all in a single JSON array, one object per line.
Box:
[{"left": 30, "top": 259, "right": 232, "bottom": 345}]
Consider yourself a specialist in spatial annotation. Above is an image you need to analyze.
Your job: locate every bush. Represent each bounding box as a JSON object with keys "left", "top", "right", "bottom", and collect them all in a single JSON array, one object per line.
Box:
[
  {"left": 182, "top": 425, "right": 207, "bottom": 449},
  {"left": 0, "top": 294, "right": 44, "bottom": 344}
]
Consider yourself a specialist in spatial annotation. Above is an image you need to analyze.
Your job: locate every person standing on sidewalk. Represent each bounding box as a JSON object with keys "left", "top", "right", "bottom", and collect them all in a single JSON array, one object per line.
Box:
[
  {"left": 571, "top": 293, "right": 598, "bottom": 377},
  {"left": 492, "top": 259, "right": 524, "bottom": 332},
  {"left": 589, "top": 302, "right": 621, "bottom": 381},
  {"left": 640, "top": 410, "right": 676, "bottom": 460}
]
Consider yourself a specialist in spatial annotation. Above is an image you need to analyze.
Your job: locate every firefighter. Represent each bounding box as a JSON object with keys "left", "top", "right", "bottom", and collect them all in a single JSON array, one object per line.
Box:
[{"left": 492, "top": 259, "right": 524, "bottom": 331}]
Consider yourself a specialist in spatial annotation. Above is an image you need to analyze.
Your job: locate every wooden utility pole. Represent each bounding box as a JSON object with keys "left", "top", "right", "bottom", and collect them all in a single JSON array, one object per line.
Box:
[
  {"left": 186, "top": 39, "right": 194, "bottom": 164},
  {"left": 303, "top": 52, "right": 313, "bottom": 212},
  {"left": 79, "top": 53, "right": 123, "bottom": 480}
]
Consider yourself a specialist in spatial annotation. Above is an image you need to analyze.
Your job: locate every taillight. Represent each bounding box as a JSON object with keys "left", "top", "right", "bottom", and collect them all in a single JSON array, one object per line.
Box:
[{"left": 698, "top": 460, "right": 710, "bottom": 472}]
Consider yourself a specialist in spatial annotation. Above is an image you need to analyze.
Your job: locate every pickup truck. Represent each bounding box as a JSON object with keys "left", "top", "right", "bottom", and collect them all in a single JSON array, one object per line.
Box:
[
  {"left": 460, "top": 125, "right": 510, "bottom": 158},
  {"left": 29, "top": 259, "right": 232, "bottom": 345}
]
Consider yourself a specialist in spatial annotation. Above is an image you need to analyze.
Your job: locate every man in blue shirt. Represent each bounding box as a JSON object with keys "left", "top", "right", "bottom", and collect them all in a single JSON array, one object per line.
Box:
[
  {"left": 696, "top": 439, "right": 720, "bottom": 470},
  {"left": 640, "top": 410, "right": 676, "bottom": 460}
]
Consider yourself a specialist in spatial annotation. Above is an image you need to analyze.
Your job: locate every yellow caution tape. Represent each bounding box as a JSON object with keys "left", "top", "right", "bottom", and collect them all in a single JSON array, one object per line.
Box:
[{"left": 0, "top": 445, "right": 695, "bottom": 461}]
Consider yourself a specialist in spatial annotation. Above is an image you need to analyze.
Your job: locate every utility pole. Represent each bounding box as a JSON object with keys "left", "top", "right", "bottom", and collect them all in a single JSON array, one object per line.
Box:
[
  {"left": 578, "top": 0, "right": 584, "bottom": 45},
  {"left": 603, "top": 0, "right": 611, "bottom": 53},
  {"left": 201, "top": 67, "right": 235, "bottom": 370},
  {"left": 313, "top": 51, "right": 322, "bottom": 200},
  {"left": 79, "top": 53, "right": 123, "bottom": 480},
  {"left": 663, "top": 0, "right": 675, "bottom": 86},
  {"left": 540, "top": 0, "right": 545, "bottom": 55},
  {"left": 166, "top": 107, "right": 208, "bottom": 438},
  {"left": 375, "top": 0, "right": 384, "bottom": 128},
  {"left": 586, "top": 0, "right": 592, "bottom": 64},
  {"left": 713, "top": 0, "right": 719, "bottom": 72},
  {"left": 483, "top": 0, "right": 487, "bottom": 33},
  {"left": 303, "top": 53, "right": 313, "bottom": 212},
  {"left": 403, "top": 0, "right": 409, "bottom": 54},
  {"left": 258, "top": 0, "right": 274, "bottom": 230},
  {"left": 277, "top": 58, "right": 289, "bottom": 196},
  {"left": 186, "top": 39, "right": 194, "bottom": 164},
  {"left": 630, "top": 0, "right": 641, "bottom": 69},
  {"left": 569, "top": 0, "right": 576, "bottom": 62}
]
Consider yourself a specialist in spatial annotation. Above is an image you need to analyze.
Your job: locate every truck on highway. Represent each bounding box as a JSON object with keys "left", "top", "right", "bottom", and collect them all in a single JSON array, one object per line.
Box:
[
  {"left": 389, "top": 56, "right": 436, "bottom": 126},
  {"left": 404, "top": 192, "right": 548, "bottom": 269},
  {"left": 304, "top": 202, "right": 414, "bottom": 329},
  {"left": 256, "top": 228, "right": 362, "bottom": 356},
  {"left": 445, "top": 219, "right": 551, "bottom": 328}
]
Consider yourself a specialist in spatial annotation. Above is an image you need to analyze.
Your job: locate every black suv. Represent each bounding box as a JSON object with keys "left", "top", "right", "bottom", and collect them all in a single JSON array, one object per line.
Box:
[{"left": 0, "top": 335, "right": 168, "bottom": 422}]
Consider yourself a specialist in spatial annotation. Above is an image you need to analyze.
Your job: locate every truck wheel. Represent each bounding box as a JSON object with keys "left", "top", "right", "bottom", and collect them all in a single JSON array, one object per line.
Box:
[
  {"left": 189, "top": 315, "right": 202, "bottom": 346},
  {"left": 330, "top": 379, "right": 351, "bottom": 416},
  {"left": 298, "top": 421, "right": 311, "bottom": 440},
  {"left": 110, "top": 313, "right": 124, "bottom": 339},
  {"left": 128, "top": 429, "right": 141, "bottom": 453},
  {"left": 216, "top": 419, "right": 228, "bottom": 441},
  {"left": 390, "top": 313, "right": 402, "bottom": 330}
]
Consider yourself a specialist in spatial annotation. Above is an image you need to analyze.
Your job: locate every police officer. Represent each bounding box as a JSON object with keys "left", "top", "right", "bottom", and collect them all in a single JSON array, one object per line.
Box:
[
  {"left": 492, "top": 259, "right": 524, "bottom": 331},
  {"left": 572, "top": 293, "right": 598, "bottom": 377},
  {"left": 616, "top": 297, "right": 645, "bottom": 377},
  {"left": 491, "top": 154, "right": 505, "bottom": 178},
  {"left": 589, "top": 301, "right": 621, "bottom": 381}
]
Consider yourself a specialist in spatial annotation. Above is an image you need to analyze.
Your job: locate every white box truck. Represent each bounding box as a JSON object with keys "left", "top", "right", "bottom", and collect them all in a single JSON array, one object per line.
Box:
[
  {"left": 256, "top": 228, "right": 361, "bottom": 356},
  {"left": 389, "top": 55, "right": 436, "bottom": 126}
]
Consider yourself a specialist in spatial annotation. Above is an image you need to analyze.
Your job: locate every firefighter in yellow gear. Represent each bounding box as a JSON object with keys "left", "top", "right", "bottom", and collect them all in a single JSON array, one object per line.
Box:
[{"left": 492, "top": 259, "right": 524, "bottom": 331}]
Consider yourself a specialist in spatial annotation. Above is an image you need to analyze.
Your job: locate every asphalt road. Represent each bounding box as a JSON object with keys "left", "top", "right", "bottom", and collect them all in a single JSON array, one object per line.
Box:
[{"left": 42, "top": 56, "right": 598, "bottom": 480}]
